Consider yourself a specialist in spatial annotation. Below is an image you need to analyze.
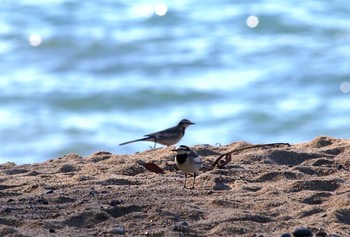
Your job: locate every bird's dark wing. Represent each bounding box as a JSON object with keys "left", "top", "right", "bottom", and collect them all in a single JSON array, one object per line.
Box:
[{"left": 145, "top": 125, "right": 179, "bottom": 138}]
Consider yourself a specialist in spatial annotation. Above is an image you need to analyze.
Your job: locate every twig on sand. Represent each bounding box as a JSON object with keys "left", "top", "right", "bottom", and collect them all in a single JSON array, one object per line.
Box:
[{"left": 211, "top": 142, "right": 290, "bottom": 169}]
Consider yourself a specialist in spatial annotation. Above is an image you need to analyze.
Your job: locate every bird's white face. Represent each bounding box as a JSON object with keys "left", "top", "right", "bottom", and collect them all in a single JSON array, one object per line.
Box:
[{"left": 172, "top": 145, "right": 191, "bottom": 155}]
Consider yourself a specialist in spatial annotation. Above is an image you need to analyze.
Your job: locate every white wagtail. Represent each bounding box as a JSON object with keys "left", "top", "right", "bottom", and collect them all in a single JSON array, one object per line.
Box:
[
  {"left": 119, "top": 119, "right": 195, "bottom": 148},
  {"left": 172, "top": 145, "right": 202, "bottom": 189}
]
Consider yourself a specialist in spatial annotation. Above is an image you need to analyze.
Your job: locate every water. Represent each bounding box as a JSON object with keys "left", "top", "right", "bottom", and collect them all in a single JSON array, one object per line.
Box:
[{"left": 1, "top": 0, "right": 350, "bottom": 164}]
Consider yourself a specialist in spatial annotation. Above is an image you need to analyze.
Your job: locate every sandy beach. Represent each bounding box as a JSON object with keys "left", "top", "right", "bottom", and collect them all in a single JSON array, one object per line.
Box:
[{"left": 1, "top": 136, "right": 349, "bottom": 236}]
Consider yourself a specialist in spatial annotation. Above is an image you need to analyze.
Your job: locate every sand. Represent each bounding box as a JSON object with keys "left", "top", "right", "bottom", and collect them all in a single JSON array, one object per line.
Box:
[{"left": 0, "top": 136, "right": 349, "bottom": 236}]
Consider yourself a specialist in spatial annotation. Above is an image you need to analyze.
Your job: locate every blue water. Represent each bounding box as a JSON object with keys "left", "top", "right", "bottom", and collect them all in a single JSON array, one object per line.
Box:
[{"left": 1, "top": 0, "right": 350, "bottom": 164}]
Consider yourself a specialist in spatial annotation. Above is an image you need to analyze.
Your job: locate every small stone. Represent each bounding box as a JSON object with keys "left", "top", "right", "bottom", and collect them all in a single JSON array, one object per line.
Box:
[
  {"left": 316, "top": 231, "right": 327, "bottom": 237},
  {"left": 58, "top": 164, "right": 77, "bottom": 173},
  {"left": 49, "top": 229, "right": 55, "bottom": 233},
  {"left": 109, "top": 200, "right": 121, "bottom": 206},
  {"left": 111, "top": 226, "right": 125, "bottom": 235},
  {"left": 89, "top": 187, "right": 98, "bottom": 196},
  {"left": 46, "top": 189, "right": 54, "bottom": 194},
  {"left": 37, "top": 198, "right": 49, "bottom": 205},
  {"left": 7, "top": 199, "right": 15, "bottom": 203},
  {"left": 206, "top": 190, "right": 214, "bottom": 195},
  {"left": 280, "top": 234, "right": 292, "bottom": 237},
  {"left": 31, "top": 184, "right": 39, "bottom": 189},
  {"left": 293, "top": 227, "right": 312, "bottom": 237},
  {"left": 4, "top": 207, "right": 11, "bottom": 213},
  {"left": 173, "top": 221, "right": 189, "bottom": 232}
]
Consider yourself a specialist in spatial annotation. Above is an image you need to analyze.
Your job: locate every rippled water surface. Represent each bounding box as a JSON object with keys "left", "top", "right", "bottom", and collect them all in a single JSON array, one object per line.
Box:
[{"left": 1, "top": 0, "right": 350, "bottom": 164}]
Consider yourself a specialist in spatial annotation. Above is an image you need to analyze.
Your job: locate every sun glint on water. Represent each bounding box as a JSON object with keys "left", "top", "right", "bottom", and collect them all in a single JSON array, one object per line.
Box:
[
  {"left": 29, "top": 34, "right": 42, "bottom": 47},
  {"left": 246, "top": 15, "right": 259, "bottom": 28}
]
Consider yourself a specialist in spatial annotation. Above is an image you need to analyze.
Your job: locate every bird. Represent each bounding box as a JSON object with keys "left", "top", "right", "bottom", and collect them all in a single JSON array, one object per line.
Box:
[
  {"left": 119, "top": 119, "right": 195, "bottom": 148},
  {"left": 172, "top": 145, "right": 202, "bottom": 189}
]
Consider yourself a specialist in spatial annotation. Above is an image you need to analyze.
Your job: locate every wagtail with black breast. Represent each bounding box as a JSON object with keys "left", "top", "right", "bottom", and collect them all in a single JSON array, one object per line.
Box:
[{"left": 172, "top": 145, "right": 202, "bottom": 189}]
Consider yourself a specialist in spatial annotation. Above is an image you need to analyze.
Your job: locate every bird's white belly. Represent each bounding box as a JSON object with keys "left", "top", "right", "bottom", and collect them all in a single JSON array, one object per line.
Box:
[{"left": 176, "top": 159, "right": 201, "bottom": 173}]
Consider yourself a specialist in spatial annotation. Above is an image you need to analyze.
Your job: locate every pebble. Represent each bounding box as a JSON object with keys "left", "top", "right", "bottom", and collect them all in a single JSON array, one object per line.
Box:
[
  {"left": 109, "top": 200, "right": 121, "bottom": 206},
  {"left": 292, "top": 227, "right": 313, "bottom": 237},
  {"left": 7, "top": 198, "right": 15, "bottom": 203},
  {"left": 315, "top": 231, "right": 327, "bottom": 237},
  {"left": 111, "top": 226, "right": 125, "bottom": 235},
  {"left": 4, "top": 207, "right": 11, "bottom": 213},
  {"left": 280, "top": 234, "right": 292, "bottom": 237},
  {"left": 173, "top": 221, "right": 189, "bottom": 232},
  {"left": 58, "top": 164, "right": 76, "bottom": 173},
  {"left": 89, "top": 187, "right": 98, "bottom": 196},
  {"left": 37, "top": 198, "right": 49, "bottom": 205}
]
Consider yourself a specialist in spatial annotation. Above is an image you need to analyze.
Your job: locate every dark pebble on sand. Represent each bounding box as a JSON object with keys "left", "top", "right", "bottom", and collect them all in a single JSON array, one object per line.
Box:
[
  {"left": 58, "top": 164, "right": 77, "bottom": 173},
  {"left": 315, "top": 231, "right": 327, "bottom": 237},
  {"left": 173, "top": 221, "right": 189, "bottom": 232},
  {"left": 293, "top": 227, "right": 312, "bottom": 237},
  {"left": 109, "top": 200, "right": 121, "bottom": 206},
  {"left": 37, "top": 198, "right": 49, "bottom": 205},
  {"left": 280, "top": 234, "right": 292, "bottom": 237},
  {"left": 7, "top": 199, "right": 15, "bottom": 203},
  {"left": 4, "top": 207, "right": 11, "bottom": 213},
  {"left": 89, "top": 187, "right": 99, "bottom": 196}
]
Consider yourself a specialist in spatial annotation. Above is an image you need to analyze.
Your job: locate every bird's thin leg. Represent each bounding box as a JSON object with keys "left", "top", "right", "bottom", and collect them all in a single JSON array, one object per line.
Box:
[
  {"left": 192, "top": 173, "right": 196, "bottom": 189},
  {"left": 184, "top": 173, "right": 187, "bottom": 188},
  {"left": 153, "top": 139, "right": 157, "bottom": 149}
]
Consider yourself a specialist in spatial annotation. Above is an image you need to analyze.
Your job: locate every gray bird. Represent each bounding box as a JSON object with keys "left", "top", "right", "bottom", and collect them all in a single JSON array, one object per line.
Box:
[
  {"left": 172, "top": 145, "right": 202, "bottom": 189},
  {"left": 119, "top": 119, "right": 195, "bottom": 148}
]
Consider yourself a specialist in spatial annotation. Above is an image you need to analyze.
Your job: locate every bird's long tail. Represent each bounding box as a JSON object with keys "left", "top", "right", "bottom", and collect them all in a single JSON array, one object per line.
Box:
[{"left": 119, "top": 136, "right": 154, "bottom": 146}]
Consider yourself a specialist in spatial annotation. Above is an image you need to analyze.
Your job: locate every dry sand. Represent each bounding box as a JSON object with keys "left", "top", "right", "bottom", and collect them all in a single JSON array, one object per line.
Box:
[{"left": 1, "top": 136, "right": 350, "bottom": 236}]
